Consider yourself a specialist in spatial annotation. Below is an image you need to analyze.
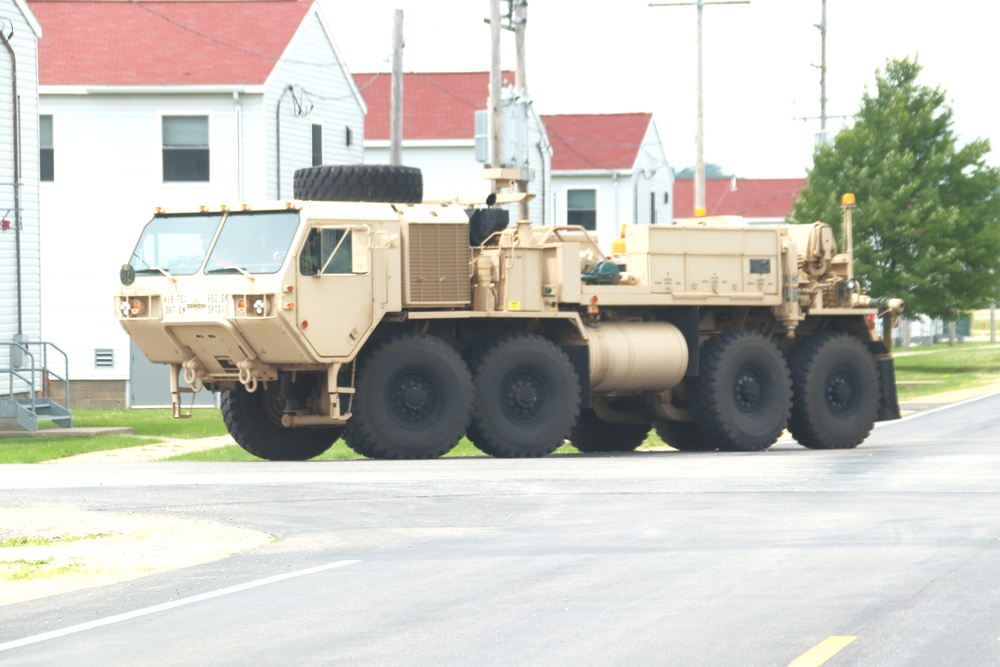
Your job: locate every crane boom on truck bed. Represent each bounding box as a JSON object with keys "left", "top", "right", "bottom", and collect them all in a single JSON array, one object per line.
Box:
[{"left": 116, "top": 165, "right": 904, "bottom": 461}]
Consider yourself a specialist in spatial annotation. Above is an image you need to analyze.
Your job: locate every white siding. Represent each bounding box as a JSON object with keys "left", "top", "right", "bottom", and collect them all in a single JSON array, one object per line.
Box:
[
  {"left": 38, "top": 6, "right": 365, "bottom": 384},
  {"left": 0, "top": 0, "right": 40, "bottom": 395},
  {"left": 39, "top": 93, "right": 248, "bottom": 381},
  {"left": 363, "top": 104, "right": 554, "bottom": 228},
  {"left": 366, "top": 143, "right": 488, "bottom": 200},
  {"left": 525, "top": 104, "right": 554, "bottom": 226},
  {"left": 550, "top": 174, "right": 625, "bottom": 253},
  {"left": 550, "top": 120, "right": 673, "bottom": 252},
  {"left": 631, "top": 122, "right": 674, "bottom": 226},
  {"left": 263, "top": 6, "right": 365, "bottom": 199}
]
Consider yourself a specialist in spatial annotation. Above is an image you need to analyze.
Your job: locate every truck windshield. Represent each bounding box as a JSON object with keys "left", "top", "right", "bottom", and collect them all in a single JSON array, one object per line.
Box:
[
  {"left": 205, "top": 210, "right": 300, "bottom": 275},
  {"left": 130, "top": 212, "right": 221, "bottom": 275}
]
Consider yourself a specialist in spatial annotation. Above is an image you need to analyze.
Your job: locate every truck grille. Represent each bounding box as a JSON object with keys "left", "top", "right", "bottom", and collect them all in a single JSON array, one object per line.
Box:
[{"left": 405, "top": 223, "right": 471, "bottom": 307}]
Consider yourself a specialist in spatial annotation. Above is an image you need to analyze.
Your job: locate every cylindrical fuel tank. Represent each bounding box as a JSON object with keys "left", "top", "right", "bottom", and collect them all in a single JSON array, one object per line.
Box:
[{"left": 588, "top": 321, "right": 689, "bottom": 393}]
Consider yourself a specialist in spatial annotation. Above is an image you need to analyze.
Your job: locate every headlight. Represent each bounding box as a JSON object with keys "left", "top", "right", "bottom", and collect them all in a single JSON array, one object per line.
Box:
[
  {"left": 119, "top": 297, "right": 147, "bottom": 317},
  {"left": 236, "top": 295, "right": 270, "bottom": 317}
]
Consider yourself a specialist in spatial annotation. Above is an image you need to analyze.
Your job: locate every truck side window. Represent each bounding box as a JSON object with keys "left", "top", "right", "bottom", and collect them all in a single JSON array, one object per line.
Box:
[{"left": 299, "top": 228, "right": 353, "bottom": 275}]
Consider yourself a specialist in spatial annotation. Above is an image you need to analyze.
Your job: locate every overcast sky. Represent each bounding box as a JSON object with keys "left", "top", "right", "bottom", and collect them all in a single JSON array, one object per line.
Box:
[{"left": 318, "top": 0, "right": 998, "bottom": 179}]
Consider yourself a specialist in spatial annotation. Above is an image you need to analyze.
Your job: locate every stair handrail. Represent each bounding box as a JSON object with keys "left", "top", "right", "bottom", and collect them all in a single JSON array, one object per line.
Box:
[
  {"left": 3, "top": 341, "right": 37, "bottom": 410},
  {"left": 2, "top": 341, "right": 71, "bottom": 412}
]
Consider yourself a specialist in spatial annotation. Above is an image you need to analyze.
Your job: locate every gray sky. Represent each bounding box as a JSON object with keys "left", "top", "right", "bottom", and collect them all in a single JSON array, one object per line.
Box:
[{"left": 319, "top": 0, "right": 998, "bottom": 178}]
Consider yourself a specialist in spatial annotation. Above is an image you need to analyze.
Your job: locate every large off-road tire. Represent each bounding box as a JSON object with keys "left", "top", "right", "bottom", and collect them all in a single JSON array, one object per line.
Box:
[
  {"left": 293, "top": 164, "right": 423, "bottom": 203},
  {"left": 343, "top": 333, "right": 473, "bottom": 459},
  {"left": 570, "top": 409, "right": 649, "bottom": 453},
  {"left": 653, "top": 420, "right": 717, "bottom": 452},
  {"left": 693, "top": 331, "right": 792, "bottom": 452},
  {"left": 788, "top": 332, "right": 879, "bottom": 449},
  {"left": 221, "top": 383, "right": 341, "bottom": 461},
  {"left": 468, "top": 333, "right": 581, "bottom": 458}
]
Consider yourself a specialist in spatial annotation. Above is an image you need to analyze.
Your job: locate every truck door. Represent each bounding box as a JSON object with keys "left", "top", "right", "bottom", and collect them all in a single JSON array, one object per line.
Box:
[{"left": 294, "top": 225, "right": 374, "bottom": 358}]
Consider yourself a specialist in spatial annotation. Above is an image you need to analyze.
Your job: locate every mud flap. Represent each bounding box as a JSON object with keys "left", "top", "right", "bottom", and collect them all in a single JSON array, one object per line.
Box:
[{"left": 876, "top": 356, "right": 901, "bottom": 421}]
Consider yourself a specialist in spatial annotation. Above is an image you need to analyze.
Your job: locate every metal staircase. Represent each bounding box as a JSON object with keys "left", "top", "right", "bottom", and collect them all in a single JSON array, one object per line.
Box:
[{"left": 0, "top": 341, "right": 72, "bottom": 431}]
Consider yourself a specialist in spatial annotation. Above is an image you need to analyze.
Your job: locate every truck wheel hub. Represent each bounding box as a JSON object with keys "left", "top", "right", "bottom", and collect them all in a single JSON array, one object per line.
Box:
[
  {"left": 734, "top": 370, "right": 764, "bottom": 412},
  {"left": 826, "top": 373, "right": 855, "bottom": 413},
  {"left": 504, "top": 373, "right": 544, "bottom": 418},
  {"left": 391, "top": 374, "right": 436, "bottom": 419}
]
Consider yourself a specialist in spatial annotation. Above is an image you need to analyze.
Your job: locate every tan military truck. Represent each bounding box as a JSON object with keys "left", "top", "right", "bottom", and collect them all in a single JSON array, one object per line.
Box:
[{"left": 116, "top": 165, "right": 904, "bottom": 461}]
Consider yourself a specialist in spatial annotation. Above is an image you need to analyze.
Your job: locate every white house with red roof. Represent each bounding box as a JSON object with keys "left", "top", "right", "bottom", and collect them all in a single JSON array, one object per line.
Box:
[
  {"left": 0, "top": 0, "right": 43, "bottom": 401},
  {"left": 30, "top": 0, "right": 365, "bottom": 405},
  {"left": 672, "top": 177, "right": 807, "bottom": 223},
  {"left": 543, "top": 112, "right": 673, "bottom": 250},
  {"left": 355, "top": 71, "right": 553, "bottom": 227}
]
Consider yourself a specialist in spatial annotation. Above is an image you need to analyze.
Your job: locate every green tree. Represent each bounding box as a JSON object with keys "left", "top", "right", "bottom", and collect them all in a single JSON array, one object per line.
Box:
[{"left": 792, "top": 57, "right": 1000, "bottom": 319}]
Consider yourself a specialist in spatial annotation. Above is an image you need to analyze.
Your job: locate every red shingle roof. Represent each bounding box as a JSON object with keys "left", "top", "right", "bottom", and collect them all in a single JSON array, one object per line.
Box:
[
  {"left": 354, "top": 73, "right": 653, "bottom": 172},
  {"left": 354, "top": 71, "right": 513, "bottom": 141},
  {"left": 672, "top": 178, "right": 807, "bottom": 219},
  {"left": 30, "top": 1, "right": 311, "bottom": 86},
  {"left": 542, "top": 113, "right": 652, "bottom": 171}
]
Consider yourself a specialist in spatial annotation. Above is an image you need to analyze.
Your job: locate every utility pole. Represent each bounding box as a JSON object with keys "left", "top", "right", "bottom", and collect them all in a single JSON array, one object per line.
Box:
[
  {"left": 796, "top": 1, "right": 849, "bottom": 146},
  {"left": 489, "top": 0, "right": 502, "bottom": 171},
  {"left": 650, "top": 0, "right": 749, "bottom": 215},
  {"left": 513, "top": 0, "right": 529, "bottom": 221},
  {"left": 389, "top": 9, "right": 404, "bottom": 166},
  {"left": 484, "top": 0, "right": 532, "bottom": 219},
  {"left": 816, "top": 0, "right": 828, "bottom": 143},
  {"left": 991, "top": 299, "right": 996, "bottom": 344}
]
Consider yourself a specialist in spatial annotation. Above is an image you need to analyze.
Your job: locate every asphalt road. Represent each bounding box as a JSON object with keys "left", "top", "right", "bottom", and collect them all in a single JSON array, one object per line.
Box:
[{"left": 2, "top": 394, "right": 999, "bottom": 666}]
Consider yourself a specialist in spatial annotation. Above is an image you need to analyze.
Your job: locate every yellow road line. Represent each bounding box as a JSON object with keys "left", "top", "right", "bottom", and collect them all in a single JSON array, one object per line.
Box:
[{"left": 789, "top": 636, "right": 857, "bottom": 667}]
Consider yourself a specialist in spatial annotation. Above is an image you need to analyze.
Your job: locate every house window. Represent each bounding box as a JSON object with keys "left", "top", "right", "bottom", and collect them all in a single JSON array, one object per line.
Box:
[
  {"left": 345, "top": 126, "right": 353, "bottom": 147},
  {"left": 40, "top": 115, "right": 54, "bottom": 182},
  {"left": 162, "top": 116, "right": 209, "bottom": 182},
  {"left": 567, "top": 189, "right": 596, "bottom": 231},
  {"left": 312, "top": 124, "right": 323, "bottom": 166},
  {"left": 650, "top": 192, "right": 657, "bottom": 224}
]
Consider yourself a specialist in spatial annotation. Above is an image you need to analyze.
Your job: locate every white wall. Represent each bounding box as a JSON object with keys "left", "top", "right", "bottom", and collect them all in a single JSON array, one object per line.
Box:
[
  {"left": 263, "top": 6, "right": 365, "bottom": 199},
  {"left": 0, "top": 0, "right": 41, "bottom": 394},
  {"left": 39, "top": 93, "right": 249, "bottom": 382},
  {"left": 631, "top": 121, "right": 673, "bottom": 226},
  {"left": 363, "top": 106, "right": 555, "bottom": 229},
  {"left": 37, "top": 5, "right": 365, "bottom": 385},
  {"left": 550, "top": 173, "right": 624, "bottom": 253},
  {"left": 366, "top": 142, "right": 484, "bottom": 202},
  {"left": 549, "top": 121, "right": 673, "bottom": 253}
]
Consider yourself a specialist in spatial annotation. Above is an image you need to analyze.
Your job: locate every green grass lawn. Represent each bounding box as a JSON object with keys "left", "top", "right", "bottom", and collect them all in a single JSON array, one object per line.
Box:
[
  {"left": 894, "top": 343, "right": 1000, "bottom": 400},
  {"left": 0, "top": 408, "right": 228, "bottom": 463},
  {"left": 0, "top": 435, "right": 158, "bottom": 464},
  {"left": 3, "top": 342, "right": 998, "bottom": 464},
  {"left": 70, "top": 408, "right": 228, "bottom": 438}
]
